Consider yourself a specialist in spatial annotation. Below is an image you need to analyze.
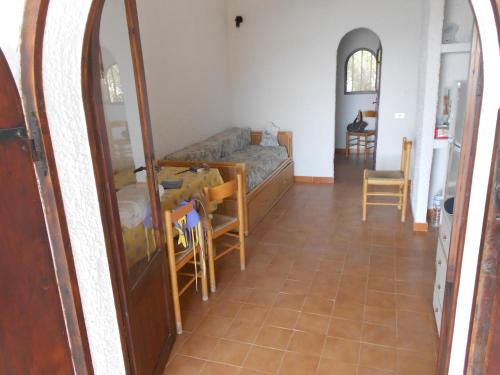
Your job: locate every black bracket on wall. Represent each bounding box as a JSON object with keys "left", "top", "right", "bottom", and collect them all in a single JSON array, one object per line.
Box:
[{"left": 235, "top": 16, "right": 243, "bottom": 28}]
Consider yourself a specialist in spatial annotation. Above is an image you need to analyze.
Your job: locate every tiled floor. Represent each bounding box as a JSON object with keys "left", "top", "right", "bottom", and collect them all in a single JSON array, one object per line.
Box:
[{"left": 164, "top": 155, "right": 439, "bottom": 375}]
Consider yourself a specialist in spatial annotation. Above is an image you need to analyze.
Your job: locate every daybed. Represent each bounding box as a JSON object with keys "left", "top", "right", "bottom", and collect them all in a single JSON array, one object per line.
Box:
[{"left": 158, "top": 127, "right": 294, "bottom": 234}]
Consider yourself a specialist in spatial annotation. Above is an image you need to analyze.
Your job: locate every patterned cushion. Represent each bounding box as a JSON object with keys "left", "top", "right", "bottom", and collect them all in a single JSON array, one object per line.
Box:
[
  {"left": 164, "top": 127, "right": 251, "bottom": 161},
  {"left": 221, "top": 145, "right": 288, "bottom": 192}
]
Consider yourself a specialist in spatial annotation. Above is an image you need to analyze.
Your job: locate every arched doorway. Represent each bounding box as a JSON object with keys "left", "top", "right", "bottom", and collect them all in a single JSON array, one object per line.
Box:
[{"left": 334, "top": 28, "right": 382, "bottom": 181}]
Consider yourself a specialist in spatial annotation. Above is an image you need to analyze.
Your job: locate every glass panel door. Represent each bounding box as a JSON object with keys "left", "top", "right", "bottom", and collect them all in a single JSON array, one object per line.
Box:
[{"left": 99, "top": 0, "right": 157, "bottom": 283}]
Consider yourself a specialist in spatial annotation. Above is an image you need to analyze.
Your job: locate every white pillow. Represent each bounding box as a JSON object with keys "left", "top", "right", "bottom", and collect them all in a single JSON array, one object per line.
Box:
[{"left": 260, "top": 122, "right": 280, "bottom": 147}]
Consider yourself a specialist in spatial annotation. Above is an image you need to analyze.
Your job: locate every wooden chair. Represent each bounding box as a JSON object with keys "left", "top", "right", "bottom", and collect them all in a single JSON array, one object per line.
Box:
[
  {"left": 204, "top": 174, "right": 245, "bottom": 293},
  {"left": 346, "top": 110, "right": 377, "bottom": 159},
  {"left": 362, "top": 137, "right": 412, "bottom": 222},
  {"left": 164, "top": 200, "right": 208, "bottom": 334}
]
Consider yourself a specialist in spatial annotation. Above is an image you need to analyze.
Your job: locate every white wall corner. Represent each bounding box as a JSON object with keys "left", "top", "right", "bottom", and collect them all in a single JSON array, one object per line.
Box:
[
  {"left": 411, "top": 0, "right": 445, "bottom": 224},
  {"left": 43, "top": 1, "right": 126, "bottom": 374}
]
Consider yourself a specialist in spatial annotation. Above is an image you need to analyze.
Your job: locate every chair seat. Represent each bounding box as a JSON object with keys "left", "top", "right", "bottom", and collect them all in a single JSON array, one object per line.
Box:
[
  {"left": 174, "top": 245, "right": 194, "bottom": 263},
  {"left": 211, "top": 214, "right": 238, "bottom": 233},
  {"left": 366, "top": 170, "right": 404, "bottom": 182},
  {"left": 347, "top": 130, "right": 376, "bottom": 136}
]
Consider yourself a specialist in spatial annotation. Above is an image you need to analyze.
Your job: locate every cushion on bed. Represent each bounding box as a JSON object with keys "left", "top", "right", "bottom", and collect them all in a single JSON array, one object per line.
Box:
[
  {"left": 165, "top": 139, "right": 223, "bottom": 161},
  {"left": 221, "top": 145, "right": 288, "bottom": 192},
  {"left": 207, "top": 127, "right": 251, "bottom": 157},
  {"left": 164, "top": 127, "right": 251, "bottom": 161}
]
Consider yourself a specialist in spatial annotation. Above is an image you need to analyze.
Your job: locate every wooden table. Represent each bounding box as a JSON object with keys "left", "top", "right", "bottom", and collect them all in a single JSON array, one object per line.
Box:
[{"left": 114, "top": 166, "right": 223, "bottom": 268}]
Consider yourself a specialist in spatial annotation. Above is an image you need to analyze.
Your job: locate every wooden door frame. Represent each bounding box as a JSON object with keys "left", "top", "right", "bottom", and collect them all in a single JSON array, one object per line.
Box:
[
  {"left": 437, "top": 0, "right": 500, "bottom": 372},
  {"left": 81, "top": 0, "right": 175, "bottom": 373},
  {"left": 17, "top": 0, "right": 93, "bottom": 373}
]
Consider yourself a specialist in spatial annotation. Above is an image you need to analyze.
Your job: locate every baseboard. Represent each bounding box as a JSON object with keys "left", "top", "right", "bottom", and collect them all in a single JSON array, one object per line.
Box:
[
  {"left": 294, "top": 176, "right": 335, "bottom": 184},
  {"left": 413, "top": 222, "right": 429, "bottom": 232},
  {"left": 335, "top": 148, "right": 346, "bottom": 155}
]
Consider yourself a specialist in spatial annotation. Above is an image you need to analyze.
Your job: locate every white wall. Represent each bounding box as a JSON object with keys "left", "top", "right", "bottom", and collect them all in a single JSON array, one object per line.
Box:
[
  {"left": 411, "top": 0, "right": 446, "bottom": 224},
  {"left": 136, "top": 0, "right": 232, "bottom": 159},
  {"left": 335, "top": 28, "right": 380, "bottom": 150},
  {"left": 226, "top": 0, "right": 425, "bottom": 177},
  {"left": 43, "top": 0, "right": 126, "bottom": 373}
]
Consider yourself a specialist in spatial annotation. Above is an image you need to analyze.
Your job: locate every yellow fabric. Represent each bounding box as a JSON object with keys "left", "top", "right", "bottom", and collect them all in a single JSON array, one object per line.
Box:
[{"left": 113, "top": 166, "right": 223, "bottom": 272}]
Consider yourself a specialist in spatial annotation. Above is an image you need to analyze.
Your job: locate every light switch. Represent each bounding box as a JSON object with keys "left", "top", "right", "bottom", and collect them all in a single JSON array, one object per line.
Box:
[{"left": 395, "top": 113, "right": 406, "bottom": 119}]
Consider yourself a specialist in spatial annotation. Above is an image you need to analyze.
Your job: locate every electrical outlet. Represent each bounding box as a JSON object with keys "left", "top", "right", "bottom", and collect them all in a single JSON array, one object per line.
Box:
[{"left": 394, "top": 113, "right": 406, "bottom": 119}]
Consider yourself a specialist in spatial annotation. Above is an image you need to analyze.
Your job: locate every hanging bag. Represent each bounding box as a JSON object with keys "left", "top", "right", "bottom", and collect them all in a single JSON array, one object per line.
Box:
[{"left": 347, "top": 110, "right": 368, "bottom": 132}]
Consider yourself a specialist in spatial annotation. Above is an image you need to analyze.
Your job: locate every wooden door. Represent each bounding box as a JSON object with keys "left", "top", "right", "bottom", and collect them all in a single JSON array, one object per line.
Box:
[
  {"left": 465, "top": 115, "right": 499, "bottom": 374},
  {"left": 0, "top": 49, "right": 76, "bottom": 373},
  {"left": 83, "top": 0, "right": 175, "bottom": 373}
]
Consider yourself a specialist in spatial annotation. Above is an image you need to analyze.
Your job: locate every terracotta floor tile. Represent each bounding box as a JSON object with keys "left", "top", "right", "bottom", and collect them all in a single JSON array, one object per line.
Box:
[
  {"left": 295, "top": 312, "right": 330, "bottom": 335},
  {"left": 177, "top": 334, "right": 219, "bottom": 359},
  {"left": 362, "top": 323, "right": 398, "bottom": 347},
  {"left": 364, "top": 306, "right": 397, "bottom": 327},
  {"left": 265, "top": 308, "right": 300, "bottom": 329},
  {"left": 367, "top": 277, "right": 395, "bottom": 293},
  {"left": 200, "top": 362, "right": 239, "bottom": 375},
  {"left": 210, "top": 339, "right": 251, "bottom": 366},
  {"left": 181, "top": 311, "right": 205, "bottom": 332},
  {"left": 396, "top": 294, "right": 430, "bottom": 313},
  {"left": 236, "top": 304, "right": 269, "bottom": 325},
  {"left": 274, "top": 293, "right": 306, "bottom": 311},
  {"left": 357, "top": 366, "right": 398, "bottom": 375},
  {"left": 239, "top": 369, "right": 269, "bottom": 375},
  {"left": 170, "top": 331, "right": 191, "bottom": 355},
  {"left": 164, "top": 354, "right": 206, "bottom": 375},
  {"left": 255, "top": 325, "right": 293, "bottom": 350},
  {"left": 366, "top": 291, "right": 396, "bottom": 310},
  {"left": 246, "top": 290, "right": 278, "bottom": 307},
  {"left": 309, "top": 279, "right": 339, "bottom": 298},
  {"left": 322, "top": 337, "right": 361, "bottom": 364},
  {"left": 281, "top": 279, "right": 311, "bottom": 294},
  {"left": 164, "top": 159, "right": 439, "bottom": 374},
  {"left": 209, "top": 301, "right": 243, "bottom": 318},
  {"left": 224, "top": 319, "right": 260, "bottom": 343},
  {"left": 316, "top": 358, "right": 357, "bottom": 375},
  {"left": 302, "top": 296, "right": 334, "bottom": 315},
  {"left": 397, "top": 349, "right": 437, "bottom": 375},
  {"left": 288, "top": 331, "right": 325, "bottom": 356},
  {"left": 243, "top": 346, "right": 284, "bottom": 374},
  {"left": 328, "top": 317, "right": 363, "bottom": 340},
  {"left": 359, "top": 343, "right": 398, "bottom": 371},
  {"left": 333, "top": 301, "right": 364, "bottom": 321},
  {"left": 197, "top": 315, "right": 233, "bottom": 338},
  {"left": 278, "top": 352, "right": 319, "bottom": 375}
]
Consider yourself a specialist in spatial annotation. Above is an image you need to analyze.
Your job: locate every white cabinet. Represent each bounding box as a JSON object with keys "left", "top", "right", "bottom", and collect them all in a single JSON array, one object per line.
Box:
[{"left": 433, "top": 223, "right": 450, "bottom": 335}]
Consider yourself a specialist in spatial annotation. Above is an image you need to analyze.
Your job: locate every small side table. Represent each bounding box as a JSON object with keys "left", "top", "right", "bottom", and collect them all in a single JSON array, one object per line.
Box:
[{"left": 346, "top": 130, "right": 376, "bottom": 159}]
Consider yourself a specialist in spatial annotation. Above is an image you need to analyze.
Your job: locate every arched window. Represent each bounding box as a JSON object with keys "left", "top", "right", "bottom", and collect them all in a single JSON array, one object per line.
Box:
[{"left": 345, "top": 48, "right": 377, "bottom": 94}]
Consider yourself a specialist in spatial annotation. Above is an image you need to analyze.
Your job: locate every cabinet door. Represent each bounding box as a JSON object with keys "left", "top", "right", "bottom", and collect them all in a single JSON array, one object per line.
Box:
[{"left": 85, "top": 0, "right": 175, "bottom": 373}]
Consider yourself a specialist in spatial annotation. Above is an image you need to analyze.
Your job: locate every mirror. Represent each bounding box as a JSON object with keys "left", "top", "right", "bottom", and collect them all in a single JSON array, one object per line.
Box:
[{"left": 99, "top": 0, "right": 156, "bottom": 280}]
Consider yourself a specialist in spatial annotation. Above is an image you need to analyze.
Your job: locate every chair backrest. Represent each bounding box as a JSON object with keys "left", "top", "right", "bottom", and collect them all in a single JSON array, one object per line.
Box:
[
  {"left": 204, "top": 175, "right": 241, "bottom": 202},
  {"left": 361, "top": 110, "right": 377, "bottom": 119},
  {"left": 165, "top": 200, "right": 196, "bottom": 238},
  {"left": 204, "top": 174, "right": 244, "bottom": 224},
  {"left": 400, "top": 137, "right": 412, "bottom": 180}
]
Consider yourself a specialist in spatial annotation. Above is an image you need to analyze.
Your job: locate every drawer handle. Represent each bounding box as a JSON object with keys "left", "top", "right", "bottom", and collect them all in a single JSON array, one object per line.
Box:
[
  {"left": 443, "top": 235, "right": 447, "bottom": 240},
  {"left": 438, "top": 284, "right": 441, "bottom": 290},
  {"left": 438, "top": 260, "right": 442, "bottom": 266},
  {"left": 435, "top": 307, "right": 439, "bottom": 313}
]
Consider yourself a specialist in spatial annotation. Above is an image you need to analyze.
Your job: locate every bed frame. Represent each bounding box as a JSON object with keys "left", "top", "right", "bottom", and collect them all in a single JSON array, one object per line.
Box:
[{"left": 158, "top": 131, "right": 294, "bottom": 234}]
